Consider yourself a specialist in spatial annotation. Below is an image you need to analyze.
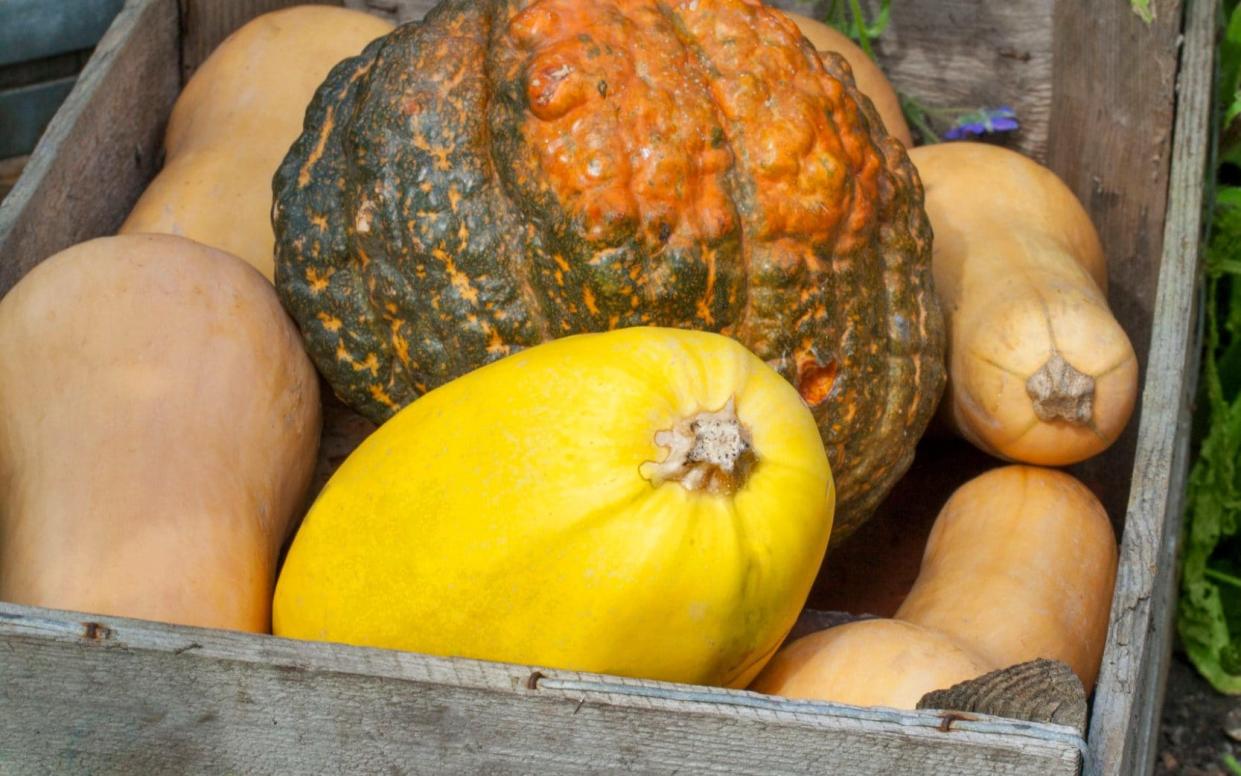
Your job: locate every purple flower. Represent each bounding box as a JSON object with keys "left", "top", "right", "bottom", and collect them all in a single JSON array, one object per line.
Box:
[{"left": 943, "top": 106, "right": 1019, "bottom": 140}]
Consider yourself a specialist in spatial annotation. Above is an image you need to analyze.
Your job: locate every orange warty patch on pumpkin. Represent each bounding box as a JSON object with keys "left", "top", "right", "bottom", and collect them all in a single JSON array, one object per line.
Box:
[{"left": 503, "top": 0, "right": 881, "bottom": 256}]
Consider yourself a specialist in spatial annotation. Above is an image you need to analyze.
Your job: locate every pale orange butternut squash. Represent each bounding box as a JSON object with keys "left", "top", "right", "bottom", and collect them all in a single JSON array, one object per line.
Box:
[
  {"left": 750, "top": 618, "right": 994, "bottom": 709},
  {"left": 753, "top": 465, "right": 1117, "bottom": 707},
  {"left": 0, "top": 234, "right": 321, "bottom": 632},
  {"left": 896, "top": 465, "right": 1118, "bottom": 692},
  {"left": 910, "top": 142, "right": 1137, "bottom": 465},
  {"left": 119, "top": 6, "right": 394, "bottom": 280}
]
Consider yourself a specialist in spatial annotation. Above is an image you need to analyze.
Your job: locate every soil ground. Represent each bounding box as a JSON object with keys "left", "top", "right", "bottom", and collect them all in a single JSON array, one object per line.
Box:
[{"left": 1158, "top": 651, "right": 1240, "bottom": 775}]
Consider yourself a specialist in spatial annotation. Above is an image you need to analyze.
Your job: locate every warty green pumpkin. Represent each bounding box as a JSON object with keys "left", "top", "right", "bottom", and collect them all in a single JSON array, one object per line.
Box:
[{"left": 272, "top": 0, "right": 945, "bottom": 540}]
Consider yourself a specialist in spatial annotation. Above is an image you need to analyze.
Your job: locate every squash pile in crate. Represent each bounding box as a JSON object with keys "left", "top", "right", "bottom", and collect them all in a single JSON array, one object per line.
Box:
[{"left": 0, "top": 0, "right": 1135, "bottom": 718}]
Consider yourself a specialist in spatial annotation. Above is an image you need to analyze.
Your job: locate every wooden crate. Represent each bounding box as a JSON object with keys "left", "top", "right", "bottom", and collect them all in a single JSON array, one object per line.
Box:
[{"left": 0, "top": 0, "right": 1213, "bottom": 773}]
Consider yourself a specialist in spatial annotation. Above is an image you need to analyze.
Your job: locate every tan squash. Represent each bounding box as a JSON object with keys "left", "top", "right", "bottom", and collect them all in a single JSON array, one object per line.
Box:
[
  {"left": 0, "top": 234, "right": 321, "bottom": 632},
  {"left": 785, "top": 12, "right": 913, "bottom": 147},
  {"left": 895, "top": 465, "right": 1118, "bottom": 691},
  {"left": 750, "top": 618, "right": 994, "bottom": 709},
  {"left": 910, "top": 142, "right": 1138, "bottom": 465},
  {"left": 119, "top": 6, "right": 394, "bottom": 280}
]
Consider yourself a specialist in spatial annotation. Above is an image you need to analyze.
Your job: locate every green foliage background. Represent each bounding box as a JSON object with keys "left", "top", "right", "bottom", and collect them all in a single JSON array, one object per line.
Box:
[{"left": 1176, "top": 0, "right": 1241, "bottom": 696}]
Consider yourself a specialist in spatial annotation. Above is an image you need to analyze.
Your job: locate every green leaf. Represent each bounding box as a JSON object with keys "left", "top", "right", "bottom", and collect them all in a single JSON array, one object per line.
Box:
[
  {"left": 823, "top": 0, "right": 891, "bottom": 60},
  {"left": 1227, "top": 99, "right": 1241, "bottom": 131},
  {"left": 1221, "top": 5, "right": 1241, "bottom": 105},
  {"left": 847, "top": 0, "right": 875, "bottom": 57},
  {"left": 1224, "top": 753, "right": 1241, "bottom": 776},
  {"left": 1178, "top": 186, "right": 1241, "bottom": 694},
  {"left": 898, "top": 93, "right": 941, "bottom": 145},
  {"left": 1178, "top": 394, "right": 1241, "bottom": 693},
  {"left": 1129, "top": 0, "right": 1154, "bottom": 23},
  {"left": 856, "top": 0, "right": 891, "bottom": 41},
  {"left": 1220, "top": 6, "right": 1241, "bottom": 161}
]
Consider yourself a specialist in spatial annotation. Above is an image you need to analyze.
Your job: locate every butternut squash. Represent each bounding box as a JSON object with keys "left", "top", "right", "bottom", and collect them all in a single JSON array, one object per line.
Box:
[
  {"left": 0, "top": 234, "right": 321, "bottom": 632},
  {"left": 750, "top": 618, "right": 994, "bottom": 709},
  {"left": 752, "top": 465, "right": 1117, "bottom": 707},
  {"left": 786, "top": 12, "right": 913, "bottom": 147},
  {"left": 119, "top": 6, "right": 394, "bottom": 280},
  {"left": 896, "top": 465, "right": 1117, "bottom": 692},
  {"left": 909, "top": 142, "right": 1137, "bottom": 465}
]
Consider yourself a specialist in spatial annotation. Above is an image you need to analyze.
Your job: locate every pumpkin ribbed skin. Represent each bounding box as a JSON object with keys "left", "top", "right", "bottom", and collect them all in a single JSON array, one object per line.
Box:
[{"left": 273, "top": 0, "right": 944, "bottom": 539}]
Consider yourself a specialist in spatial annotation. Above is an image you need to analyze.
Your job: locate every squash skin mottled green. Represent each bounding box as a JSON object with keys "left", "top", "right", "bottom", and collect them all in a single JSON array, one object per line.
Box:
[{"left": 272, "top": 0, "right": 944, "bottom": 541}]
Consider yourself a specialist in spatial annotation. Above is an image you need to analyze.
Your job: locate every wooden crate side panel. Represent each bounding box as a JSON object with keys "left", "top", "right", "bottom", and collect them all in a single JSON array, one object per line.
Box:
[
  {"left": 342, "top": 0, "right": 1056, "bottom": 159},
  {"left": 0, "top": 157, "right": 28, "bottom": 203},
  {"left": 1051, "top": 0, "right": 1186, "bottom": 523},
  {"left": 0, "top": 0, "right": 178, "bottom": 296},
  {"left": 1084, "top": 0, "right": 1214, "bottom": 774},
  {"left": 0, "top": 603, "right": 1083, "bottom": 775},
  {"left": 857, "top": 0, "right": 1053, "bottom": 161},
  {"left": 178, "top": 0, "right": 343, "bottom": 80}
]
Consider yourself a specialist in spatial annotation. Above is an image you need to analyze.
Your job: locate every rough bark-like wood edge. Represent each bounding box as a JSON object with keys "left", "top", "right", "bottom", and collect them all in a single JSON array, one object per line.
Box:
[
  {"left": 0, "top": 155, "right": 31, "bottom": 202},
  {"left": 0, "top": 0, "right": 178, "bottom": 295},
  {"left": 1083, "top": 1, "right": 1215, "bottom": 774},
  {"left": 918, "top": 659, "right": 1088, "bottom": 736},
  {"left": 0, "top": 601, "right": 1085, "bottom": 775}
]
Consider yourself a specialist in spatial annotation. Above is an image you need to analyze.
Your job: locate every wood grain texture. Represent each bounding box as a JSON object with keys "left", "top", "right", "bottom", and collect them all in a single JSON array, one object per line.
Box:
[
  {"left": 178, "top": 0, "right": 342, "bottom": 80},
  {"left": 854, "top": 0, "right": 1053, "bottom": 160},
  {"left": 918, "top": 659, "right": 1087, "bottom": 735},
  {"left": 1050, "top": 0, "right": 1185, "bottom": 526},
  {"left": 0, "top": 156, "right": 29, "bottom": 204},
  {"left": 0, "top": 0, "right": 178, "bottom": 297},
  {"left": 0, "top": 601, "right": 1084, "bottom": 775},
  {"left": 343, "top": 0, "right": 1056, "bottom": 159},
  {"left": 1083, "top": 0, "right": 1214, "bottom": 774}
]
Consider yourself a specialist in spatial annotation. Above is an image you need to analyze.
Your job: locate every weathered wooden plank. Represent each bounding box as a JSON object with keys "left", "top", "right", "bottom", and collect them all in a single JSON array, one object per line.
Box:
[
  {"left": 178, "top": 0, "right": 343, "bottom": 80},
  {"left": 852, "top": 0, "right": 1053, "bottom": 160},
  {"left": 0, "top": 156, "right": 29, "bottom": 204},
  {"left": 342, "top": 0, "right": 1055, "bottom": 159},
  {"left": 1050, "top": 0, "right": 1185, "bottom": 525},
  {"left": 0, "top": 0, "right": 123, "bottom": 67},
  {"left": 0, "top": 602, "right": 1083, "bottom": 775},
  {"left": 0, "top": 50, "right": 93, "bottom": 91},
  {"left": 0, "top": 0, "right": 178, "bottom": 296},
  {"left": 1084, "top": 0, "right": 1214, "bottom": 774},
  {"left": 0, "top": 77, "right": 77, "bottom": 158}
]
